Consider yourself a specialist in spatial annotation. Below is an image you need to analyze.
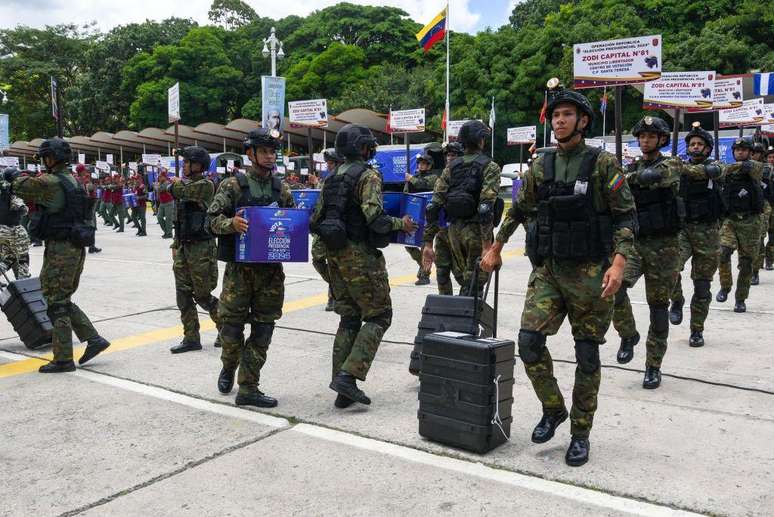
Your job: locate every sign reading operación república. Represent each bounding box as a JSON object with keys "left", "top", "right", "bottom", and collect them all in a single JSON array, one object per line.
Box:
[
  {"left": 643, "top": 71, "right": 715, "bottom": 110},
  {"left": 506, "top": 126, "right": 537, "bottom": 145},
  {"left": 390, "top": 109, "right": 426, "bottom": 133},
  {"left": 288, "top": 99, "right": 328, "bottom": 128},
  {"left": 573, "top": 35, "right": 662, "bottom": 89}
]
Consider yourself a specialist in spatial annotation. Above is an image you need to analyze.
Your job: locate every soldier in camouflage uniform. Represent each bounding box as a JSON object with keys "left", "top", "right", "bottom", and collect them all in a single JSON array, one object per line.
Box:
[
  {"left": 612, "top": 117, "right": 683, "bottom": 390},
  {"left": 482, "top": 87, "right": 635, "bottom": 467},
  {"left": 76, "top": 165, "right": 102, "bottom": 254},
  {"left": 209, "top": 128, "right": 295, "bottom": 408},
  {"left": 0, "top": 170, "right": 31, "bottom": 282},
  {"left": 311, "top": 124, "right": 416, "bottom": 408},
  {"left": 765, "top": 147, "right": 774, "bottom": 270},
  {"left": 311, "top": 148, "right": 344, "bottom": 312},
  {"left": 162, "top": 146, "right": 220, "bottom": 354},
  {"left": 750, "top": 142, "right": 770, "bottom": 284},
  {"left": 715, "top": 138, "right": 764, "bottom": 313},
  {"left": 6, "top": 139, "right": 110, "bottom": 372},
  {"left": 422, "top": 120, "right": 501, "bottom": 297},
  {"left": 668, "top": 123, "right": 723, "bottom": 348},
  {"left": 404, "top": 151, "right": 439, "bottom": 285}
]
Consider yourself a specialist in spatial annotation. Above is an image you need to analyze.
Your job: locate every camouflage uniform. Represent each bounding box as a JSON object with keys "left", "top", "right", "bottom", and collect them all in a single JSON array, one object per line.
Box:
[
  {"left": 12, "top": 166, "right": 100, "bottom": 363},
  {"left": 612, "top": 154, "right": 682, "bottom": 369},
  {"left": 0, "top": 181, "right": 31, "bottom": 280},
  {"left": 497, "top": 140, "right": 636, "bottom": 439},
  {"left": 310, "top": 160, "right": 404, "bottom": 382},
  {"left": 209, "top": 167, "right": 295, "bottom": 395},
  {"left": 426, "top": 153, "right": 500, "bottom": 295},
  {"left": 166, "top": 172, "right": 220, "bottom": 347},
  {"left": 717, "top": 161, "right": 764, "bottom": 303}
]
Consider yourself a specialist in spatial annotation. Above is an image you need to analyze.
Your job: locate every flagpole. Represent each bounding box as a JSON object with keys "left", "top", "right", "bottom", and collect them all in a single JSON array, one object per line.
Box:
[
  {"left": 444, "top": 1, "right": 450, "bottom": 142},
  {"left": 490, "top": 96, "right": 495, "bottom": 158},
  {"left": 542, "top": 89, "right": 548, "bottom": 146}
]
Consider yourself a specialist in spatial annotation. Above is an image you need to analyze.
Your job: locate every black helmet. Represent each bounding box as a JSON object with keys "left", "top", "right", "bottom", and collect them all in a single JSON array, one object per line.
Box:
[
  {"left": 37, "top": 138, "right": 72, "bottom": 164},
  {"left": 546, "top": 89, "right": 595, "bottom": 134},
  {"left": 752, "top": 142, "right": 765, "bottom": 154},
  {"left": 632, "top": 116, "right": 671, "bottom": 148},
  {"left": 335, "top": 124, "right": 377, "bottom": 160},
  {"left": 424, "top": 142, "right": 445, "bottom": 169},
  {"left": 684, "top": 121, "right": 713, "bottom": 153},
  {"left": 323, "top": 148, "right": 344, "bottom": 163},
  {"left": 180, "top": 146, "right": 210, "bottom": 171},
  {"left": 244, "top": 128, "right": 281, "bottom": 151},
  {"left": 732, "top": 137, "right": 753, "bottom": 151},
  {"left": 443, "top": 141, "right": 464, "bottom": 156},
  {"left": 458, "top": 120, "right": 491, "bottom": 148},
  {"left": 416, "top": 152, "right": 433, "bottom": 164}
]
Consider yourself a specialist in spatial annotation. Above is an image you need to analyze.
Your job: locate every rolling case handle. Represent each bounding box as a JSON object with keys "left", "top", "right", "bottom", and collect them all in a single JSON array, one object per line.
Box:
[{"left": 472, "top": 258, "right": 499, "bottom": 338}]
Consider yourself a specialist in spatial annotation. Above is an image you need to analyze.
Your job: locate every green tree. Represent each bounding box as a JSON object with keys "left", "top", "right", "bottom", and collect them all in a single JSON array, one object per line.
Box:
[{"left": 208, "top": 0, "right": 258, "bottom": 29}]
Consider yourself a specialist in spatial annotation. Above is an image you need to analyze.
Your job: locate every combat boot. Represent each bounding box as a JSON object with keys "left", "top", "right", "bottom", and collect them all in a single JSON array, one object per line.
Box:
[
  {"left": 643, "top": 366, "right": 661, "bottom": 389},
  {"left": 217, "top": 367, "right": 235, "bottom": 394},
  {"left": 39, "top": 360, "right": 76, "bottom": 373},
  {"left": 531, "top": 409, "right": 568, "bottom": 444},
  {"left": 689, "top": 331, "right": 704, "bottom": 348},
  {"left": 330, "top": 371, "right": 371, "bottom": 405},
  {"left": 334, "top": 394, "right": 355, "bottom": 409},
  {"left": 235, "top": 390, "right": 278, "bottom": 408},
  {"left": 78, "top": 336, "right": 111, "bottom": 365},
  {"left": 766, "top": 258, "right": 773, "bottom": 271},
  {"left": 88, "top": 246, "right": 102, "bottom": 254},
  {"left": 565, "top": 436, "right": 590, "bottom": 467},
  {"left": 751, "top": 272, "right": 760, "bottom": 286},
  {"left": 170, "top": 339, "right": 202, "bottom": 354},
  {"left": 669, "top": 299, "right": 683, "bottom": 325},
  {"left": 734, "top": 300, "right": 746, "bottom": 313},
  {"left": 414, "top": 268, "right": 430, "bottom": 286},
  {"left": 616, "top": 332, "right": 640, "bottom": 364},
  {"left": 715, "top": 288, "right": 729, "bottom": 302}
]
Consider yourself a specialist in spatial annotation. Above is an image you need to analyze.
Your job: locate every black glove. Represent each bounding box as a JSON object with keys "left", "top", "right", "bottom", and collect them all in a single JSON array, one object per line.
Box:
[
  {"left": 704, "top": 163, "right": 722, "bottom": 179},
  {"left": 638, "top": 167, "right": 662, "bottom": 186},
  {"left": 2, "top": 167, "right": 20, "bottom": 184}
]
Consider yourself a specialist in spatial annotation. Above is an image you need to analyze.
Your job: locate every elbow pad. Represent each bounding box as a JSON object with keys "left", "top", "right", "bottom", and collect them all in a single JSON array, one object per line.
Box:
[
  {"left": 425, "top": 202, "right": 440, "bottom": 225},
  {"left": 369, "top": 212, "right": 395, "bottom": 235},
  {"left": 705, "top": 163, "right": 721, "bottom": 179},
  {"left": 638, "top": 167, "right": 662, "bottom": 186},
  {"left": 478, "top": 201, "right": 494, "bottom": 225}
]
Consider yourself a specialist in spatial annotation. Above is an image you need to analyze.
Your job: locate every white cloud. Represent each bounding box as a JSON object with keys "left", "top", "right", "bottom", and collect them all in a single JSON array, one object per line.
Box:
[{"left": 0, "top": 0, "right": 482, "bottom": 34}]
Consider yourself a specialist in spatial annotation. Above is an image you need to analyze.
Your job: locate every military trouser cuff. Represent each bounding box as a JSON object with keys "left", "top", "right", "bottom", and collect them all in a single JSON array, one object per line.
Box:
[
  {"left": 569, "top": 425, "right": 591, "bottom": 440},
  {"left": 341, "top": 364, "right": 367, "bottom": 382}
]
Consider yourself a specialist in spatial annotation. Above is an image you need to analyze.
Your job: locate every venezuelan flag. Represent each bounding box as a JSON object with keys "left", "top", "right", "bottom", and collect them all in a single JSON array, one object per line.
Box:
[{"left": 416, "top": 7, "right": 447, "bottom": 53}]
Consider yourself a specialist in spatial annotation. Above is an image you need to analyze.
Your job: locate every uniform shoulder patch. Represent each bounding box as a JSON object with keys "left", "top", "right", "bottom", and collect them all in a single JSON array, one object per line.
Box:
[{"left": 608, "top": 173, "right": 625, "bottom": 192}]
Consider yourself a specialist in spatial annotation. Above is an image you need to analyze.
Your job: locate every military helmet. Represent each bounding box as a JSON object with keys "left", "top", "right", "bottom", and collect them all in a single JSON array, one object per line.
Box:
[
  {"left": 323, "top": 148, "right": 344, "bottom": 163},
  {"left": 752, "top": 142, "right": 765, "bottom": 154},
  {"left": 335, "top": 124, "right": 377, "bottom": 159},
  {"left": 766, "top": 146, "right": 774, "bottom": 157},
  {"left": 424, "top": 142, "right": 445, "bottom": 169},
  {"left": 37, "top": 138, "right": 72, "bottom": 164},
  {"left": 180, "top": 146, "right": 211, "bottom": 171},
  {"left": 684, "top": 121, "right": 713, "bottom": 152},
  {"left": 244, "top": 127, "right": 281, "bottom": 151},
  {"left": 632, "top": 116, "right": 671, "bottom": 148},
  {"left": 416, "top": 152, "right": 433, "bottom": 164},
  {"left": 443, "top": 141, "right": 464, "bottom": 156},
  {"left": 546, "top": 88, "right": 595, "bottom": 131},
  {"left": 731, "top": 137, "right": 753, "bottom": 151},
  {"left": 457, "top": 120, "right": 491, "bottom": 148}
]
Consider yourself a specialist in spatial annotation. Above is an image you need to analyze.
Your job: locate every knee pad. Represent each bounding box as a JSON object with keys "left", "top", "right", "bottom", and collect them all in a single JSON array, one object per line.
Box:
[
  {"left": 175, "top": 290, "right": 195, "bottom": 311},
  {"left": 614, "top": 286, "right": 629, "bottom": 305},
  {"left": 650, "top": 305, "right": 669, "bottom": 334},
  {"left": 248, "top": 322, "right": 274, "bottom": 344},
  {"left": 365, "top": 309, "right": 392, "bottom": 330},
  {"left": 221, "top": 323, "right": 244, "bottom": 341},
  {"left": 339, "top": 316, "right": 362, "bottom": 332},
  {"left": 720, "top": 246, "right": 734, "bottom": 262},
  {"left": 436, "top": 267, "right": 451, "bottom": 285},
  {"left": 517, "top": 329, "right": 546, "bottom": 364},
  {"left": 693, "top": 279, "right": 711, "bottom": 299},
  {"left": 574, "top": 340, "right": 600, "bottom": 374}
]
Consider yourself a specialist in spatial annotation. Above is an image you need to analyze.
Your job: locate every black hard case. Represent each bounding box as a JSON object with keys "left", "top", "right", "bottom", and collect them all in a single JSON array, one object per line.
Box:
[{"left": 0, "top": 276, "right": 53, "bottom": 350}]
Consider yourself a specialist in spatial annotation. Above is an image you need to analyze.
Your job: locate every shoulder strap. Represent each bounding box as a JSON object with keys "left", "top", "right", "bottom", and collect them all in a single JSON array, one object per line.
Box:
[
  {"left": 236, "top": 173, "right": 249, "bottom": 190},
  {"left": 271, "top": 175, "right": 282, "bottom": 202},
  {"left": 578, "top": 147, "right": 602, "bottom": 182},
  {"left": 542, "top": 149, "right": 557, "bottom": 183}
]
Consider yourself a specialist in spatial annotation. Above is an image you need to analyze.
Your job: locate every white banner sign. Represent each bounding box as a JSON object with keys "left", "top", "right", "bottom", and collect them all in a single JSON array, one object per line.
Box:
[
  {"left": 106, "top": 153, "right": 114, "bottom": 165},
  {"left": 168, "top": 82, "right": 180, "bottom": 123},
  {"left": 288, "top": 99, "right": 328, "bottom": 128},
  {"left": 78, "top": 153, "right": 86, "bottom": 164},
  {"left": 709, "top": 76, "right": 744, "bottom": 111},
  {"left": 0, "top": 156, "right": 19, "bottom": 167},
  {"left": 128, "top": 162, "right": 138, "bottom": 171},
  {"left": 719, "top": 98, "right": 765, "bottom": 128},
  {"left": 643, "top": 71, "right": 715, "bottom": 110},
  {"left": 506, "top": 126, "right": 537, "bottom": 145},
  {"left": 95, "top": 161, "right": 110, "bottom": 172},
  {"left": 390, "top": 109, "right": 426, "bottom": 133},
  {"left": 141, "top": 153, "right": 162, "bottom": 166},
  {"left": 762, "top": 104, "right": 774, "bottom": 125},
  {"left": 573, "top": 35, "right": 662, "bottom": 89}
]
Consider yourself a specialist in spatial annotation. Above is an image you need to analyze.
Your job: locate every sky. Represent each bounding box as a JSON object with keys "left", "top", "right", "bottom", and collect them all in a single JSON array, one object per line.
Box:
[{"left": 0, "top": 0, "right": 516, "bottom": 35}]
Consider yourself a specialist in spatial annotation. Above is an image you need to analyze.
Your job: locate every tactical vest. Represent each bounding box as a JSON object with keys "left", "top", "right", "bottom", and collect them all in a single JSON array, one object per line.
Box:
[
  {"left": 174, "top": 200, "right": 211, "bottom": 243},
  {"left": 680, "top": 162, "right": 723, "bottom": 223},
  {"left": 406, "top": 171, "right": 439, "bottom": 193},
  {"left": 445, "top": 155, "right": 490, "bottom": 221},
  {"left": 30, "top": 174, "right": 95, "bottom": 248},
  {"left": 628, "top": 159, "right": 682, "bottom": 237},
  {"left": 723, "top": 162, "right": 763, "bottom": 216},
  {"left": 525, "top": 147, "right": 613, "bottom": 265},
  {"left": 0, "top": 188, "right": 21, "bottom": 227},
  {"left": 217, "top": 172, "right": 282, "bottom": 262},
  {"left": 313, "top": 163, "right": 390, "bottom": 251}
]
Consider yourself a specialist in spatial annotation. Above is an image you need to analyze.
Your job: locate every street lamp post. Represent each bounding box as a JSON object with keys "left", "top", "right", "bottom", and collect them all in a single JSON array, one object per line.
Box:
[{"left": 262, "top": 27, "right": 285, "bottom": 78}]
